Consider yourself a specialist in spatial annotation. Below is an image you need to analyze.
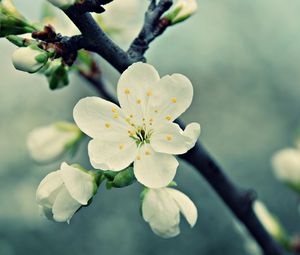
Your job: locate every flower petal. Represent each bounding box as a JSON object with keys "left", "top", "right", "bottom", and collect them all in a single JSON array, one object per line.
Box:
[
  {"left": 27, "top": 124, "right": 76, "bottom": 162},
  {"left": 166, "top": 188, "right": 198, "bottom": 227},
  {"left": 52, "top": 187, "right": 82, "bottom": 223},
  {"left": 117, "top": 62, "right": 160, "bottom": 126},
  {"left": 60, "top": 162, "right": 95, "bottom": 205},
  {"left": 134, "top": 145, "right": 178, "bottom": 188},
  {"left": 73, "top": 96, "right": 129, "bottom": 139},
  {"left": 151, "top": 122, "right": 200, "bottom": 155},
  {"left": 147, "top": 73, "right": 193, "bottom": 124},
  {"left": 88, "top": 137, "right": 138, "bottom": 171},
  {"left": 36, "top": 170, "right": 63, "bottom": 208},
  {"left": 142, "top": 188, "right": 180, "bottom": 238}
]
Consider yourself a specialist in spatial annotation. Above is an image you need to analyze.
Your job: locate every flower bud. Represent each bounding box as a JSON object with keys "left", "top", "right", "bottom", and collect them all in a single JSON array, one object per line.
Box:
[
  {"left": 165, "top": 0, "right": 198, "bottom": 25},
  {"left": 12, "top": 45, "right": 49, "bottom": 73},
  {"left": 44, "top": 59, "right": 69, "bottom": 90},
  {"left": 37, "top": 162, "right": 98, "bottom": 223},
  {"left": 0, "top": 0, "right": 37, "bottom": 37},
  {"left": 47, "top": 0, "right": 76, "bottom": 10},
  {"left": 271, "top": 148, "right": 300, "bottom": 193},
  {"left": 254, "top": 201, "right": 288, "bottom": 245},
  {"left": 27, "top": 121, "right": 82, "bottom": 163}
]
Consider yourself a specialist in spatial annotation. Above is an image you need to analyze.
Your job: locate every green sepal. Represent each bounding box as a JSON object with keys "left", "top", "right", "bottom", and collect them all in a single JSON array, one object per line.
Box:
[
  {"left": 106, "top": 181, "right": 113, "bottom": 190},
  {"left": 111, "top": 167, "right": 135, "bottom": 188},
  {"left": 35, "top": 52, "right": 49, "bottom": 64},
  {"left": 6, "top": 34, "right": 31, "bottom": 47}
]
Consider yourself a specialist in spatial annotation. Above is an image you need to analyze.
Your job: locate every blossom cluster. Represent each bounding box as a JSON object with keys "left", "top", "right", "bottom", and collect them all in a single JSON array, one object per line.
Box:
[
  {"left": 3, "top": 0, "right": 201, "bottom": 238},
  {"left": 32, "top": 62, "right": 200, "bottom": 238}
]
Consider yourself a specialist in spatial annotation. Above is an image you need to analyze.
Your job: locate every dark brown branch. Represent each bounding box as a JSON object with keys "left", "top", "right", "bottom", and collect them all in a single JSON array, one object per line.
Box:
[
  {"left": 62, "top": 2, "right": 287, "bottom": 255},
  {"left": 127, "top": 0, "right": 172, "bottom": 61}
]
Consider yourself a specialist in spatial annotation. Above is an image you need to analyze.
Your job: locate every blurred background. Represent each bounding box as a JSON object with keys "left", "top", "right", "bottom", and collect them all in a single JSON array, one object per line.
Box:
[{"left": 1, "top": 0, "right": 300, "bottom": 254}]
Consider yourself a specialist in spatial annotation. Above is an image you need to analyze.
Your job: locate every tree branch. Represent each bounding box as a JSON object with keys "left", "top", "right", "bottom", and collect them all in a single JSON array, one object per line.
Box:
[{"left": 63, "top": 2, "right": 287, "bottom": 255}]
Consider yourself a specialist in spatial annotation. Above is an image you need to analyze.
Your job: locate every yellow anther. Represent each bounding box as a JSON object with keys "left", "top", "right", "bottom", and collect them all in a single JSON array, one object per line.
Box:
[
  {"left": 129, "top": 114, "right": 133, "bottom": 118},
  {"left": 136, "top": 155, "right": 141, "bottom": 160},
  {"left": 142, "top": 118, "right": 145, "bottom": 122},
  {"left": 131, "top": 123, "right": 135, "bottom": 127},
  {"left": 124, "top": 88, "right": 130, "bottom": 94},
  {"left": 145, "top": 150, "right": 151, "bottom": 156},
  {"left": 113, "top": 113, "right": 119, "bottom": 119},
  {"left": 119, "top": 144, "right": 124, "bottom": 150},
  {"left": 105, "top": 122, "right": 111, "bottom": 128},
  {"left": 171, "top": 97, "right": 177, "bottom": 103},
  {"left": 154, "top": 109, "right": 158, "bottom": 113},
  {"left": 165, "top": 115, "right": 172, "bottom": 121},
  {"left": 136, "top": 99, "right": 141, "bottom": 104},
  {"left": 128, "top": 130, "right": 135, "bottom": 136},
  {"left": 166, "top": 135, "right": 173, "bottom": 141},
  {"left": 149, "top": 118, "right": 153, "bottom": 122},
  {"left": 112, "top": 107, "right": 118, "bottom": 113},
  {"left": 126, "top": 118, "right": 130, "bottom": 122},
  {"left": 147, "top": 90, "right": 153, "bottom": 96}
]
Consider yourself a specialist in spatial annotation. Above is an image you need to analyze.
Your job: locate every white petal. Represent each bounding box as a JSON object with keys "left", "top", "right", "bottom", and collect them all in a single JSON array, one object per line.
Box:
[
  {"left": 27, "top": 124, "right": 77, "bottom": 162},
  {"left": 117, "top": 62, "right": 160, "bottom": 126},
  {"left": 52, "top": 187, "right": 82, "bottom": 222},
  {"left": 134, "top": 145, "right": 178, "bottom": 188},
  {"left": 36, "top": 170, "right": 63, "bottom": 208},
  {"left": 88, "top": 137, "right": 138, "bottom": 171},
  {"left": 142, "top": 188, "right": 180, "bottom": 238},
  {"left": 147, "top": 73, "right": 193, "bottom": 124},
  {"left": 73, "top": 96, "right": 129, "bottom": 139},
  {"left": 151, "top": 122, "right": 200, "bottom": 155},
  {"left": 167, "top": 188, "right": 198, "bottom": 227},
  {"left": 271, "top": 148, "right": 300, "bottom": 185},
  {"left": 60, "top": 162, "right": 95, "bottom": 205}
]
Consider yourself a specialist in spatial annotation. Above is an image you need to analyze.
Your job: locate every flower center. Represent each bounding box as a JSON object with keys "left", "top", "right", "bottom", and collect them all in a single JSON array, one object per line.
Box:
[{"left": 126, "top": 117, "right": 153, "bottom": 146}]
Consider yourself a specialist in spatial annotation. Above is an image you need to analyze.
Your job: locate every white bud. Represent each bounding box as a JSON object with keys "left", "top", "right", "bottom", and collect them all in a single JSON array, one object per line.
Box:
[
  {"left": 142, "top": 187, "right": 197, "bottom": 238},
  {"left": 36, "top": 162, "right": 96, "bottom": 223},
  {"left": 166, "top": 0, "right": 198, "bottom": 24},
  {"left": 254, "top": 201, "right": 286, "bottom": 242},
  {"left": 27, "top": 122, "right": 82, "bottom": 163},
  {"left": 271, "top": 148, "right": 300, "bottom": 189},
  {"left": 12, "top": 46, "right": 48, "bottom": 73},
  {"left": 47, "top": 0, "right": 76, "bottom": 9}
]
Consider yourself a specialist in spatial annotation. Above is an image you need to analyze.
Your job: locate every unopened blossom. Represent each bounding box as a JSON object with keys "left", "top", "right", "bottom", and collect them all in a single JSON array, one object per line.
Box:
[
  {"left": 0, "top": 0, "right": 37, "bottom": 37},
  {"left": 272, "top": 148, "right": 300, "bottom": 191},
  {"left": 12, "top": 46, "right": 48, "bottom": 73},
  {"left": 73, "top": 62, "right": 200, "bottom": 188},
  {"left": 37, "top": 162, "right": 97, "bottom": 222},
  {"left": 47, "top": 0, "right": 75, "bottom": 9},
  {"left": 142, "top": 187, "right": 197, "bottom": 238},
  {"left": 27, "top": 122, "right": 82, "bottom": 162},
  {"left": 165, "top": 0, "right": 198, "bottom": 25},
  {"left": 254, "top": 201, "right": 287, "bottom": 243}
]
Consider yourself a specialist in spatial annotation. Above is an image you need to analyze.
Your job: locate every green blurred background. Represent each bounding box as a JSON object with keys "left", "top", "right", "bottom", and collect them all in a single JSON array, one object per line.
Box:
[{"left": 1, "top": 0, "right": 300, "bottom": 254}]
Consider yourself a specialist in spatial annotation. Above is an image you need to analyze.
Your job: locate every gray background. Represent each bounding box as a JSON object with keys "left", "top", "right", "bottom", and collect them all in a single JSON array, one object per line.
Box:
[{"left": 1, "top": 0, "right": 300, "bottom": 254}]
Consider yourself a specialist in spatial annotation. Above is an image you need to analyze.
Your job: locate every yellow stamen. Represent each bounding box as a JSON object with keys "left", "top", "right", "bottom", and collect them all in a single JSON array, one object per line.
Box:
[
  {"left": 136, "top": 99, "right": 141, "bottom": 104},
  {"left": 171, "top": 97, "right": 177, "bottom": 103},
  {"left": 119, "top": 144, "right": 124, "bottom": 150},
  {"left": 124, "top": 88, "right": 130, "bottom": 94},
  {"left": 147, "top": 90, "right": 153, "bottom": 96},
  {"left": 112, "top": 107, "right": 118, "bottom": 113},
  {"left": 105, "top": 122, "right": 111, "bottom": 128},
  {"left": 165, "top": 115, "right": 172, "bottom": 121},
  {"left": 145, "top": 150, "right": 151, "bottom": 156},
  {"left": 137, "top": 155, "right": 141, "bottom": 160},
  {"left": 166, "top": 135, "right": 173, "bottom": 141},
  {"left": 113, "top": 113, "right": 119, "bottom": 119}
]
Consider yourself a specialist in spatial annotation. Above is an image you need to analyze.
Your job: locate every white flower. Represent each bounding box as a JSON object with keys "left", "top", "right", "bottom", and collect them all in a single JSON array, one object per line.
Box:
[
  {"left": 27, "top": 122, "right": 82, "bottom": 162},
  {"left": 12, "top": 46, "right": 48, "bottom": 73},
  {"left": 73, "top": 62, "right": 200, "bottom": 188},
  {"left": 47, "top": 0, "right": 75, "bottom": 9},
  {"left": 253, "top": 201, "right": 284, "bottom": 242},
  {"left": 271, "top": 148, "right": 300, "bottom": 187},
  {"left": 141, "top": 187, "right": 197, "bottom": 238},
  {"left": 36, "top": 162, "right": 97, "bottom": 223},
  {"left": 166, "top": 0, "right": 198, "bottom": 24}
]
